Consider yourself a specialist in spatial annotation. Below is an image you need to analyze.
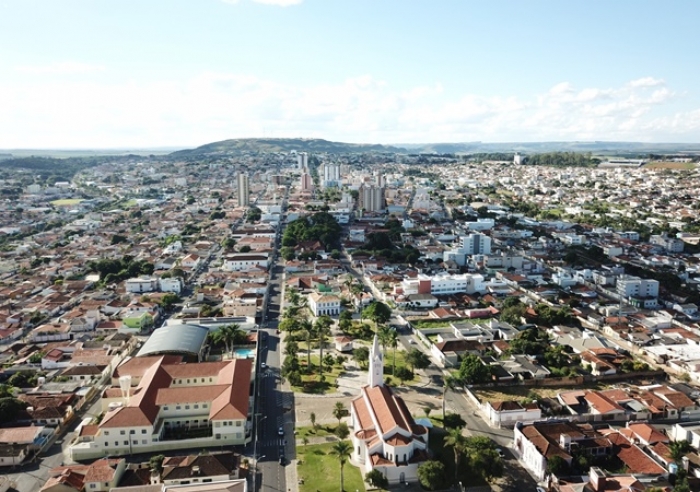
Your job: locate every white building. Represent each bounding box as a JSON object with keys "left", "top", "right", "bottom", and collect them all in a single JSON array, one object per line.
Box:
[
  {"left": 159, "top": 277, "right": 184, "bottom": 294},
  {"left": 616, "top": 275, "right": 659, "bottom": 299},
  {"left": 70, "top": 357, "right": 253, "bottom": 461},
  {"left": 323, "top": 162, "right": 341, "bottom": 187},
  {"left": 359, "top": 185, "right": 385, "bottom": 213},
  {"left": 443, "top": 233, "right": 491, "bottom": 266},
  {"left": 350, "top": 336, "right": 429, "bottom": 484},
  {"left": 463, "top": 218, "right": 495, "bottom": 231},
  {"left": 307, "top": 292, "right": 341, "bottom": 316},
  {"left": 221, "top": 254, "right": 269, "bottom": 272},
  {"left": 399, "top": 273, "right": 485, "bottom": 297},
  {"left": 126, "top": 277, "right": 158, "bottom": 294},
  {"left": 485, "top": 400, "right": 541, "bottom": 428}
]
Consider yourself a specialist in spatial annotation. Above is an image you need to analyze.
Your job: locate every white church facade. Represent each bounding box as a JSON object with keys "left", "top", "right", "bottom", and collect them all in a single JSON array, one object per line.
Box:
[{"left": 349, "top": 335, "right": 430, "bottom": 484}]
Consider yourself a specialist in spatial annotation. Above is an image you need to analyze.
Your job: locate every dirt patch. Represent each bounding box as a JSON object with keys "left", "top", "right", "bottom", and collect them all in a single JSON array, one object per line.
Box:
[{"left": 473, "top": 382, "right": 608, "bottom": 403}]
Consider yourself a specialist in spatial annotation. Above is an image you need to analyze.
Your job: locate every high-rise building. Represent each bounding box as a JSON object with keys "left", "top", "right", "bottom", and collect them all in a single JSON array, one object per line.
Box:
[
  {"left": 359, "top": 185, "right": 385, "bottom": 212},
  {"left": 459, "top": 233, "right": 492, "bottom": 255},
  {"left": 297, "top": 152, "right": 308, "bottom": 170},
  {"left": 323, "top": 162, "right": 341, "bottom": 187},
  {"left": 301, "top": 172, "right": 313, "bottom": 192},
  {"left": 237, "top": 173, "right": 249, "bottom": 207}
]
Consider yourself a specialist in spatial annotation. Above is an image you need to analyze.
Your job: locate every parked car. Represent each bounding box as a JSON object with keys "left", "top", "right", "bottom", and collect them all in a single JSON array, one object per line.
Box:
[{"left": 278, "top": 426, "right": 284, "bottom": 436}]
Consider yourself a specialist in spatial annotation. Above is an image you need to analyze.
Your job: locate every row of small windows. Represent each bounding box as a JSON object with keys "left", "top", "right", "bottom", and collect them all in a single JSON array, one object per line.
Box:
[
  {"left": 177, "top": 378, "right": 214, "bottom": 384},
  {"left": 163, "top": 403, "right": 207, "bottom": 411},
  {"left": 104, "top": 429, "right": 147, "bottom": 436},
  {"left": 105, "top": 440, "right": 148, "bottom": 446}
]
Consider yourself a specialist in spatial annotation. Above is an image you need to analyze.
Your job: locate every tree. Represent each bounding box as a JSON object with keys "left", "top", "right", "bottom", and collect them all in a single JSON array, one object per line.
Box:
[
  {"left": 0, "top": 397, "right": 27, "bottom": 426},
  {"left": 406, "top": 348, "right": 431, "bottom": 372},
  {"left": 546, "top": 455, "right": 569, "bottom": 476},
  {"left": 353, "top": 346, "right": 370, "bottom": 368},
  {"left": 300, "top": 321, "right": 314, "bottom": 373},
  {"left": 422, "top": 406, "right": 432, "bottom": 418},
  {"left": 417, "top": 460, "right": 447, "bottom": 490},
  {"left": 444, "top": 428, "right": 469, "bottom": 482},
  {"left": 333, "top": 401, "right": 347, "bottom": 425},
  {"left": 314, "top": 315, "right": 333, "bottom": 381},
  {"left": 669, "top": 440, "right": 693, "bottom": 464},
  {"left": 310, "top": 412, "right": 317, "bottom": 432},
  {"left": 210, "top": 324, "right": 244, "bottom": 357},
  {"left": 362, "top": 302, "right": 392, "bottom": 325},
  {"left": 330, "top": 441, "right": 353, "bottom": 492},
  {"left": 458, "top": 354, "right": 493, "bottom": 385},
  {"left": 443, "top": 413, "right": 466, "bottom": 430},
  {"left": 365, "top": 469, "right": 389, "bottom": 489},
  {"left": 160, "top": 293, "right": 181, "bottom": 310},
  {"left": 442, "top": 374, "right": 460, "bottom": 420},
  {"left": 335, "top": 422, "right": 350, "bottom": 440},
  {"left": 394, "top": 366, "right": 413, "bottom": 384},
  {"left": 149, "top": 454, "right": 165, "bottom": 475}
]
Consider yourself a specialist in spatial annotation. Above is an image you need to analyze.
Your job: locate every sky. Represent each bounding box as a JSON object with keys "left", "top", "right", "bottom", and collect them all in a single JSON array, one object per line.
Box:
[{"left": 1, "top": 0, "right": 700, "bottom": 148}]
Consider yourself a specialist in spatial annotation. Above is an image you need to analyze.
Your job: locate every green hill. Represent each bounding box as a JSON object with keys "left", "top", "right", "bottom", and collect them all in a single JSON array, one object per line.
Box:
[{"left": 170, "top": 138, "right": 405, "bottom": 157}]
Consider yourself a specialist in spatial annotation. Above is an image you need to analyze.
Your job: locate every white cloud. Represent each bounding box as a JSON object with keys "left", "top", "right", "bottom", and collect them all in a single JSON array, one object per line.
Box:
[
  {"left": 0, "top": 73, "right": 696, "bottom": 148},
  {"left": 628, "top": 77, "right": 665, "bottom": 88},
  {"left": 221, "top": 0, "right": 303, "bottom": 5},
  {"left": 15, "top": 61, "right": 105, "bottom": 75}
]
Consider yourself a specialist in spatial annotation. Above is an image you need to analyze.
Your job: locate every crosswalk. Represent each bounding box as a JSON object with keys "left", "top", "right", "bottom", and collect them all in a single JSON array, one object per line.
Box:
[{"left": 261, "top": 437, "right": 288, "bottom": 448}]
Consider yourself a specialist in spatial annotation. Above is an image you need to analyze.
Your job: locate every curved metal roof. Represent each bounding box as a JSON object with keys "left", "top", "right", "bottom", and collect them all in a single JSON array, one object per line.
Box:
[{"left": 137, "top": 324, "right": 209, "bottom": 357}]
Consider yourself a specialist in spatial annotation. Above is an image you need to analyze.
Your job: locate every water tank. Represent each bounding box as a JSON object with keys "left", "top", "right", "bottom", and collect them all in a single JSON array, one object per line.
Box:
[
  {"left": 108, "top": 402, "right": 123, "bottom": 410},
  {"left": 669, "top": 463, "right": 678, "bottom": 475},
  {"left": 119, "top": 375, "right": 132, "bottom": 392}
]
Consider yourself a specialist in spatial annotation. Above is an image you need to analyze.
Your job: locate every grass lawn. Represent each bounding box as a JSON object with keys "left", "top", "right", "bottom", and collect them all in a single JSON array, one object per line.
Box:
[
  {"left": 295, "top": 424, "right": 340, "bottom": 440},
  {"left": 645, "top": 161, "right": 697, "bottom": 170},
  {"left": 382, "top": 349, "right": 418, "bottom": 385},
  {"left": 50, "top": 198, "right": 84, "bottom": 206},
  {"left": 409, "top": 319, "right": 452, "bottom": 329},
  {"left": 297, "top": 442, "right": 367, "bottom": 492},
  {"left": 294, "top": 354, "right": 344, "bottom": 394}
]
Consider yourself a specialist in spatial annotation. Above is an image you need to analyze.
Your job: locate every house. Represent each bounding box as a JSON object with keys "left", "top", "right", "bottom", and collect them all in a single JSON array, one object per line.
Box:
[
  {"left": 126, "top": 277, "right": 158, "bottom": 294},
  {"left": 180, "top": 254, "right": 202, "bottom": 270},
  {"left": 514, "top": 421, "right": 613, "bottom": 481},
  {"left": 0, "top": 426, "right": 49, "bottom": 467},
  {"left": 69, "top": 357, "right": 253, "bottom": 461},
  {"left": 159, "top": 451, "right": 241, "bottom": 485},
  {"left": 350, "top": 336, "right": 429, "bottom": 485},
  {"left": 221, "top": 254, "right": 268, "bottom": 272},
  {"left": 307, "top": 292, "right": 341, "bottom": 317},
  {"left": 41, "top": 458, "right": 127, "bottom": 492},
  {"left": 485, "top": 400, "right": 541, "bottom": 428},
  {"left": 334, "top": 336, "right": 353, "bottom": 353}
]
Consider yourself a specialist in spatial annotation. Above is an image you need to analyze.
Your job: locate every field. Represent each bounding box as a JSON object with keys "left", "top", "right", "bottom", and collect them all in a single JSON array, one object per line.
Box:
[
  {"left": 297, "top": 442, "right": 367, "bottom": 492},
  {"left": 50, "top": 198, "right": 84, "bottom": 206},
  {"left": 645, "top": 161, "right": 697, "bottom": 170},
  {"left": 473, "top": 382, "right": 607, "bottom": 403}
]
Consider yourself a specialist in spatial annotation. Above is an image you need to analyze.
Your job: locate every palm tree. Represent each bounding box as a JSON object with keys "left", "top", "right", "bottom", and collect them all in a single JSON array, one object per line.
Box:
[
  {"left": 333, "top": 401, "right": 346, "bottom": 425},
  {"left": 444, "top": 428, "right": 468, "bottom": 483},
  {"left": 213, "top": 323, "right": 243, "bottom": 358},
  {"left": 331, "top": 441, "right": 353, "bottom": 492},
  {"left": 442, "top": 374, "right": 459, "bottom": 420},
  {"left": 300, "top": 320, "right": 314, "bottom": 372},
  {"left": 388, "top": 328, "right": 399, "bottom": 375},
  {"left": 315, "top": 315, "right": 332, "bottom": 381}
]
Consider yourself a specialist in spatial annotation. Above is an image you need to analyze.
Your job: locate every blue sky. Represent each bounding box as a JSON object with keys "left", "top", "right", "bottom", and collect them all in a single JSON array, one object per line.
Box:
[{"left": 1, "top": 0, "right": 699, "bottom": 148}]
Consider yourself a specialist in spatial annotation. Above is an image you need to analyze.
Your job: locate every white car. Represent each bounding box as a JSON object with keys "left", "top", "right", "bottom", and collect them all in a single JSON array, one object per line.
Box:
[{"left": 409, "top": 339, "right": 416, "bottom": 344}]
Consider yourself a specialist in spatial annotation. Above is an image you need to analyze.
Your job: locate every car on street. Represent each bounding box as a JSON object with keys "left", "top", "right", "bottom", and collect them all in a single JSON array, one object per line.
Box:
[
  {"left": 496, "top": 447, "right": 505, "bottom": 458},
  {"left": 409, "top": 339, "right": 416, "bottom": 344},
  {"left": 278, "top": 426, "right": 284, "bottom": 436},
  {"left": 260, "top": 362, "right": 267, "bottom": 369}
]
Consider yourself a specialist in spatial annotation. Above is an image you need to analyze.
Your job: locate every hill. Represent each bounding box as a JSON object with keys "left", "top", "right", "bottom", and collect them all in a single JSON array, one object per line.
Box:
[{"left": 169, "top": 138, "right": 405, "bottom": 157}]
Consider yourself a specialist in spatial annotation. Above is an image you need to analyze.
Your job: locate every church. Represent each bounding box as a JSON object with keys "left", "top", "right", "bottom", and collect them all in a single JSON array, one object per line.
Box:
[{"left": 350, "top": 335, "right": 430, "bottom": 484}]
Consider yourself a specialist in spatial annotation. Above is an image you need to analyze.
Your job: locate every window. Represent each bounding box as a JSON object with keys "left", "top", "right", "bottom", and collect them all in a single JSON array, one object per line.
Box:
[
  {"left": 164, "top": 406, "right": 169, "bottom": 411},
  {"left": 132, "top": 440, "right": 137, "bottom": 445},
  {"left": 236, "top": 421, "right": 241, "bottom": 427},
  {"left": 203, "top": 404, "right": 208, "bottom": 408},
  {"left": 215, "top": 422, "right": 220, "bottom": 427},
  {"left": 187, "top": 379, "right": 190, "bottom": 383},
  {"left": 185, "top": 405, "right": 190, "bottom": 410},
  {"left": 130, "top": 430, "right": 135, "bottom": 435},
  {"left": 194, "top": 404, "right": 199, "bottom": 409},
  {"left": 115, "top": 442, "right": 118, "bottom": 446},
  {"left": 120, "top": 430, "right": 125, "bottom": 435},
  {"left": 176, "top": 406, "right": 181, "bottom": 410},
  {"left": 142, "top": 429, "right": 147, "bottom": 434},
  {"left": 209, "top": 378, "right": 213, "bottom": 382},
  {"left": 178, "top": 379, "right": 182, "bottom": 384},
  {"left": 104, "top": 431, "right": 109, "bottom": 436},
  {"left": 124, "top": 441, "right": 128, "bottom": 445},
  {"left": 201, "top": 378, "right": 205, "bottom": 383},
  {"left": 215, "top": 434, "right": 221, "bottom": 439},
  {"left": 90, "top": 485, "right": 96, "bottom": 489}
]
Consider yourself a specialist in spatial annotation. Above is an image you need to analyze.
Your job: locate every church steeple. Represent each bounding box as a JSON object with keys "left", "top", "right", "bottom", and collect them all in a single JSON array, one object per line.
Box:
[{"left": 368, "top": 334, "right": 384, "bottom": 387}]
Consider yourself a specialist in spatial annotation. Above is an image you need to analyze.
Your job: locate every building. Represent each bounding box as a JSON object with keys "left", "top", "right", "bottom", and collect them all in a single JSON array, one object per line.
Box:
[
  {"left": 398, "top": 273, "right": 485, "bottom": 297},
  {"left": 359, "top": 185, "right": 385, "bottom": 213},
  {"left": 237, "top": 174, "right": 249, "bottom": 207},
  {"left": 297, "top": 152, "right": 308, "bottom": 170},
  {"left": 443, "top": 233, "right": 491, "bottom": 265},
  {"left": 616, "top": 275, "right": 659, "bottom": 299},
  {"left": 349, "top": 336, "right": 429, "bottom": 484},
  {"left": 307, "top": 292, "right": 341, "bottom": 316},
  {"left": 69, "top": 356, "right": 253, "bottom": 461},
  {"left": 485, "top": 400, "right": 541, "bottom": 428},
  {"left": 136, "top": 324, "right": 209, "bottom": 361},
  {"left": 221, "top": 254, "right": 269, "bottom": 272},
  {"left": 650, "top": 234, "right": 685, "bottom": 253},
  {"left": 323, "top": 163, "right": 341, "bottom": 187},
  {"left": 301, "top": 173, "right": 313, "bottom": 192}
]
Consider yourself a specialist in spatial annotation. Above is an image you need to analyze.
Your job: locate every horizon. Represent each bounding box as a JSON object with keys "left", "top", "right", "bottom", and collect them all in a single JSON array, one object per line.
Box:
[{"left": 2, "top": 0, "right": 700, "bottom": 148}]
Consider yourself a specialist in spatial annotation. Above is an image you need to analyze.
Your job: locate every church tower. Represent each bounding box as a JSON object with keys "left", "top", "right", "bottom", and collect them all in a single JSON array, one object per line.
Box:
[{"left": 368, "top": 334, "right": 384, "bottom": 387}]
